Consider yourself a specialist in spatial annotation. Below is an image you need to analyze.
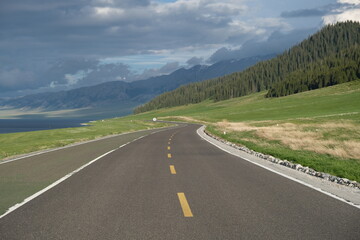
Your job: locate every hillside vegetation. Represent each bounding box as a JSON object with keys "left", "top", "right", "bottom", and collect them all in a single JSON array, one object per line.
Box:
[
  {"left": 134, "top": 81, "right": 360, "bottom": 182},
  {"left": 266, "top": 45, "right": 360, "bottom": 97},
  {"left": 1, "top": 55, "right": 272, "bottom": 118},
  {"left": 135, "top": 21, "right": 360, "bottom": 113}
]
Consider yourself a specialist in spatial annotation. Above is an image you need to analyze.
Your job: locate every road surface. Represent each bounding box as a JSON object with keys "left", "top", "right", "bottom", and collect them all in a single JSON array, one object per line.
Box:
[{"left": 0, "top": 124, "right": 359, "bottom": 239}]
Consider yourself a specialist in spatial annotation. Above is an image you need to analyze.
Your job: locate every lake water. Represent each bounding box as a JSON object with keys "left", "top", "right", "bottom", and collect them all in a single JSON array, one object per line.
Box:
[{"left": 0, "top": 119, "right": 90, "bottom": 134}]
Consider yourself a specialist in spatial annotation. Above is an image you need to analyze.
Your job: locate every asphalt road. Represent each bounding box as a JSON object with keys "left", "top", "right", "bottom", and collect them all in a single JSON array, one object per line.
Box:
[
  {"left": 0, "top": 124, "right": 359, "bottom": 239},
  {"left": 0, "top": 127, "right": 171, "bottom": 215}
]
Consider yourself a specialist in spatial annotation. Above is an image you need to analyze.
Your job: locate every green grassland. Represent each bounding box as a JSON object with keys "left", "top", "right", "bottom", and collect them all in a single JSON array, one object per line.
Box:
[
  {"left": 1, "top": 80, "right": 359, "bottom": 183},
  {"left": 133, "top": 80, "right": 360, "bottom": 182},
  {"left": 0, "top": 118, "right": 169, "bottom": 161},
  {"left": 134, "top": 80, "right": 360, "bottom": 122}
]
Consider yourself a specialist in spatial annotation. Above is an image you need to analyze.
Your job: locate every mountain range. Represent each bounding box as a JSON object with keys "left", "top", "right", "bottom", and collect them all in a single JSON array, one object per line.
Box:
[{"left": 0, "top": 54, "right": 274, "bottom": 118}]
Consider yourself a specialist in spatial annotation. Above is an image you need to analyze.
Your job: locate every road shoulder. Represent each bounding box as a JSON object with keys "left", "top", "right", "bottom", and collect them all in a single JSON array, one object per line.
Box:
[{"left": 197, "top": 125, "right": 360, "bottom": 208}]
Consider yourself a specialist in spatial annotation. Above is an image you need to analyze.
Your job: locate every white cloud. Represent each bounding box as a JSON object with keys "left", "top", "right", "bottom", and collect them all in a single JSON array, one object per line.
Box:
[
  {"left": 64, "top": 73, "right": 80, "bottom": 86},
  {"left": 338, "top": 0, "right": 360, "bottom": 4},
  {"left": 323, "top": 0, "right": 360, "bottom": 24},
  {"left": 323, "top": 8, "right": 360, "bottom": 24},
  {"left": 94, "top": 7, "right": 124, "bottom": 16}
]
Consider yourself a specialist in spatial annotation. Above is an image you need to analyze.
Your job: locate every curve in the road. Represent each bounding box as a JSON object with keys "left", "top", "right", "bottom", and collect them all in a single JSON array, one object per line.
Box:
[{"left": 0, "top": 124, "right": 359, "bottom": 239}]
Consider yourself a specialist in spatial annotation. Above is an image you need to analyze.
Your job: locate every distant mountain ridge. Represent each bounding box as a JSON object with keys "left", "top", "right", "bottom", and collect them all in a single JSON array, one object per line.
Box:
[{"left": 1, "top": 55, "right": 274, "bottom": 112}]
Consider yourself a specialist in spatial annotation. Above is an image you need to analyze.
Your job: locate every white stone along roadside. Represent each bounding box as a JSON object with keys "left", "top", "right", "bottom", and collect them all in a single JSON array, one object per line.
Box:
[{"left": 197, "top": 126, "right": 360, "bottom": 208}]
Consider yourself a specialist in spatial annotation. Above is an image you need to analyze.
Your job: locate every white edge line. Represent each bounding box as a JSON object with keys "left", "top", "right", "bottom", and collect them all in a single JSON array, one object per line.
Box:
[
  {"left": 196, "top": 126, "right": 360, "bottom": 210},
  {"left": 0, "top": 133, "right": 150, "bottom": 220},
  {"left": 0, "top": 125, "right": 178, "bottom": 165}
]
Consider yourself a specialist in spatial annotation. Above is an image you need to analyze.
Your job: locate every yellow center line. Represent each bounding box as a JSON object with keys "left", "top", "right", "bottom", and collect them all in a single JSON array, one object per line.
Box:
[
  {"left": 168, "top": 153, "right": 172, "bottom": 158},
  {"left": 167, "top": 146, "right": 171, "bottom": 150},
  {"left": 169, "top": 165, "right": 176, "bottom": 174},
  {"left": 177, "top": 193, "right": 193, "bottom": 217}
]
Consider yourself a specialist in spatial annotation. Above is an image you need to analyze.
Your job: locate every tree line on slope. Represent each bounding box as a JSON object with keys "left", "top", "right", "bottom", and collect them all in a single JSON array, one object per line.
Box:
[
  {"left": 134, "top": 21, "right": 360, "bottom": 113},
  {"left": 266, "top": 45, "right": 360, "bottom": 97}
]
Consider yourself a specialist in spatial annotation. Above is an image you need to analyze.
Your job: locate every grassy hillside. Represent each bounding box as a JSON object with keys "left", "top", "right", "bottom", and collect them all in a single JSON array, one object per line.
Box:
[
  {"left": 133, "top": 80, "right": 360, "bottom": 182},
  {"left": 1, "top": 81, "right": 359, "bottom": 183},
  {"left": 135, "top": 21, "right": 360, "bottom": 113}
]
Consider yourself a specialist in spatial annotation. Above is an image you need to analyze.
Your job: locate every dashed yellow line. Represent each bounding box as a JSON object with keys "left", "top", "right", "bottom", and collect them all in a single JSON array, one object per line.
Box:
[
  {"left": 166, "top": 134, "right": 193, "bottom": 218},
  {"left": 177, "top": 193, "right": 193, "bottom": 217},
  {"left": 169, "top": 165, "right": 176, "bottom": 174}
]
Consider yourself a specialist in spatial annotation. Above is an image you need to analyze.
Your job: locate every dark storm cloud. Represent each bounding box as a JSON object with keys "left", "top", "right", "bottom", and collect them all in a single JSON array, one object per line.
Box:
[
  {"left": 0, "top": 58, "right": 133, "bottom": 96},
  {"left": 2, "top": 0, "right": 345, "bottom": 97},
  {"left": 1, "top": 0, "right": 265, "bottom": 96},
  {"left": 281, "top": 9, "right": 328, "bottom": 18},
  {"left": 280, "top": 3, "right": 357, "bottom": 18},
  {"left": 42, "top": 58, "right": 100, "bottom": 86},
  {"left": 0, "top": 0, "right": 251, "bottom": 60},
  {"left": 38, "top": 59, "right": 136, "bottom": 90},
  {"left": 0, "top": 68, "right": 36, "bottom": 92},
  {"left": 92, "top": 0, "right": 151, "bottom": 7}
]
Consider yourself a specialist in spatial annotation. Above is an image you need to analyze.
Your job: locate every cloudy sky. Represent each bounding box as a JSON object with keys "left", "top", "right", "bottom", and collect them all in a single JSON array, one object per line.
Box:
[{"left": 0, "top": 0, "right": 359, "bottom": 97}]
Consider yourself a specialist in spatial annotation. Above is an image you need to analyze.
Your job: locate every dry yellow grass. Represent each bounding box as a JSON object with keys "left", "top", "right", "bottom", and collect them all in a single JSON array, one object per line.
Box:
[
  {"left": 217, "top": 120, "right": 257, "bottom": 131},
  {"left": 160, "top": 116, "right": 360, "bottom": 159},
  {"left": 216, "top": 120, "right": 360, "bottom": 159}
]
